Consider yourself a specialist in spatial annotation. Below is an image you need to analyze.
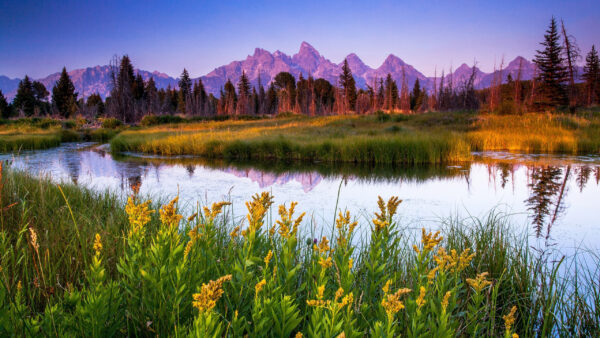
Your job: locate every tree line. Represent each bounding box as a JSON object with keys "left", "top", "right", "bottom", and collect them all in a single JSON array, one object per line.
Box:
[{"left": 1, "top": 17, "right": 599, "bottom": 122}]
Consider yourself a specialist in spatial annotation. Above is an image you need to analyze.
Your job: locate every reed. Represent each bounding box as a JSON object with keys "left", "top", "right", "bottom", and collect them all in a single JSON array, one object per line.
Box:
[{"left": 0, "top": 167, "right": 598, "bottom": 336}]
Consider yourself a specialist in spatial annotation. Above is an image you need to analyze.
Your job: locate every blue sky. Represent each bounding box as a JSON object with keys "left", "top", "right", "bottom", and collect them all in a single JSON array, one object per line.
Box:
[{"left": 1, "top": 0, "right": 599, "bottom": 79}]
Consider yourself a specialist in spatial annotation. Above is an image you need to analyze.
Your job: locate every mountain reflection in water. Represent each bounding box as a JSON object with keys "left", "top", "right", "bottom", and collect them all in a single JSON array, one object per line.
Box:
[{"left": 2, "top": 143, "right": 599, "bottom": 249}]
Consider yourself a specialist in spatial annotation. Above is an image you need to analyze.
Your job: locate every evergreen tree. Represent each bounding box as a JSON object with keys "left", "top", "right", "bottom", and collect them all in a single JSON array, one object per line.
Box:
[
  {"left": 258, "top": 75, "right": 266, "bottom": 114},
  {"left": 52, "top": 67, "right": 77, "bottom": 118},
  {"left": 32, "top": 81, "right": 49, "bottom": 102},
  {"left": 266, "top": 83, "right": 278, "bottom": 114},
  {"left": 410, "top": 78, "right": 422, "bottom": 111},
  {"left": 133, "top": 74, "right": 145, "bottom": 100},
  {"left": 582, "top": 45, "right": 600, "bottom": 105},
  {"left": 339, "top": 59, "right": 357, "bottom": 112},
  {"left": 384, "top": 74, "right": 398, "bottom": 111},
  {"left": 533, "top": 17, "right": 568, "bottom": 107},
  {"left": 237, "top": 71, "right": 251, "bottom": 98},
  {"left": 0, "top": 90, "right": 9, "bottom": 119},
  {"left": 223, "top": 79, "right": 237, "bottom": 115},
  {"left": 14, "top": 76, "right": 36, "bottom": 116},
  {"left": 178, "top": 69, "right": 192, "bottom": 114},
  {"left": 144, "top": 77, "right": 159, "bottom": 114}
]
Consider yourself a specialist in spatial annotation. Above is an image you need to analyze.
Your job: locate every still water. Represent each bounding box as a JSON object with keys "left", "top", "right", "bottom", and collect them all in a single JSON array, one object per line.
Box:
[{"left": 2, "top": 143, "right": 600, "bottom": 251}]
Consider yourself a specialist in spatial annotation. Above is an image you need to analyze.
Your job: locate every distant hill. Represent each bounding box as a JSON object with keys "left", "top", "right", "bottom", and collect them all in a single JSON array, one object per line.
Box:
[{"left": 1, "top": 42, "right": 555, "bottom": 101}]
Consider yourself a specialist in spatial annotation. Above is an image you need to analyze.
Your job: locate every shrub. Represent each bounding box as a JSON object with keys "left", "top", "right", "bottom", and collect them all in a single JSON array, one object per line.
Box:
[{"left": 100, "top": 117, "right": 122, "bottom": 129}]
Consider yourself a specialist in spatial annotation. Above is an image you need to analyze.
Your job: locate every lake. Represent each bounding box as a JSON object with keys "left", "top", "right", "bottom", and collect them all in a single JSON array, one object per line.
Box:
[{"left": 2, "top": 142, "right": 600, "bottom": 253}]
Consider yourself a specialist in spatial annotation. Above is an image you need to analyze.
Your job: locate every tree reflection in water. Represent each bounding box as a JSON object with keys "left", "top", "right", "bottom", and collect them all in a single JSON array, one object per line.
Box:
[{"left": 525, "top": 165, "right": 570, "bottom": 240}]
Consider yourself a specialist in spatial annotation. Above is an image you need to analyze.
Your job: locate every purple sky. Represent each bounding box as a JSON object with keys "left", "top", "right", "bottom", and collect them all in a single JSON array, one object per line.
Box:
[{"left": 1, "top": 0, "right": 599, "bottom": 79}]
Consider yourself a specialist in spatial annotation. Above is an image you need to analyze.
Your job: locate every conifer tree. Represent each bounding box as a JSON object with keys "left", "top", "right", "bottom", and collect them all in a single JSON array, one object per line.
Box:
[
  {"left": 410, "top": 78, "right": 422, "bottom": 111},
  {"left": 236, "top": 71, "right": 251, "bottom": 115},
  {"left": 339, "top": 59, "right": 357, "bottom": 112},
  {"left": 266, "top": 83, "right": 278, "bottom": 114},
  {"left": 582, "top": 45, "right": 600, "bottom": 105},
  {"left": 0, "top": 90, "right": 9, "bottom": 119},
  {"left": 144, "top": 77, "right": 159, "bottom": 114},
  {"left": 223, "top": 79, "right": 237, "bottom": 115},
  {"left": 178, "top": 69, "right": 192, "bottom": 114},
  {"left": 534, "top": 17, "right": 568, "bottom": 107},
  {"left": 52, "top": 67, "right": 77, "bottom": 118},
  {"left": 86, "top": 93, "right": 104, "bottom": 116},
  {"left": 14, "top": 75, "right": 36, "bottom": 116}
]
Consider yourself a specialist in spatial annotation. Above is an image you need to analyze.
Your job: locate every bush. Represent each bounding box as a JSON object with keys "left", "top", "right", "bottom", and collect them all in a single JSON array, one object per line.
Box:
[
  {"left": 375, "top": 110, "right": 391, "bottom": 122},
  {"left": 100, "top": 117, "right": 122, "bottom": 129}
]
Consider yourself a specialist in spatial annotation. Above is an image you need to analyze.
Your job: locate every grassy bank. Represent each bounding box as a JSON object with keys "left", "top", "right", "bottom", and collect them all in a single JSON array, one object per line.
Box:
[
  {"left": 110, "top": 111, "right": 600, "bottom": 164},
  {"left": 0, "top": 118, "right": 121, "bottom": 152},
  {"left": 111, "top": 115, "right": 472, "bottom": 164},
  {"left": 0, "top": 167, "right": 598, "bottom": 336}
]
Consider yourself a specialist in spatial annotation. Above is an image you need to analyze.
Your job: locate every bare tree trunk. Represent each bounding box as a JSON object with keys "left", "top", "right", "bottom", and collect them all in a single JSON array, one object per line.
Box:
[{"left": 561, "top": 19, "right": 579, "bottom": 109}]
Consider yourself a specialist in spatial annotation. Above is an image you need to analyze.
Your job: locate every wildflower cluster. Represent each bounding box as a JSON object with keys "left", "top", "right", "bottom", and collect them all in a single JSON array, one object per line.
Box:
[
  {"left": 125, "top": 197, "right": 154, "bottom": 235},
  {"left": 192, "top": 275, "right": 232, "bottom": 313}
]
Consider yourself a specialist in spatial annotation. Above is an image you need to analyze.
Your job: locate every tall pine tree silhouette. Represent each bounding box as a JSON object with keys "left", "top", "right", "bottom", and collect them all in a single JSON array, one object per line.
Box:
[{"left": 533, "top": 17, "right": 568, "bottom": 108}]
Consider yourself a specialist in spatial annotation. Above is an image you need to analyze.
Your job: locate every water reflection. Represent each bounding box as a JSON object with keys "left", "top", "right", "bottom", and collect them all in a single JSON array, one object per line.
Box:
[{"left": 2, "top": 143, "right": 599, "bottom": 248}]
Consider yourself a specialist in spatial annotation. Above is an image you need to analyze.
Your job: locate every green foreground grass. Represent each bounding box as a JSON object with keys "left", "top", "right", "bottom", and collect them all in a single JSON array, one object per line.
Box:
[
  {"left": 110, "top": 111, "right": 600, "bottom": 164},
  {"left": 1, "top": 167, "right": 599, "bottom": 336}
]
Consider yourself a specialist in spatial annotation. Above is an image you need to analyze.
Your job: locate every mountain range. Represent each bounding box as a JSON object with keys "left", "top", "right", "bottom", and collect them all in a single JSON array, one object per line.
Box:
[{"left": 1, "top": 42, "right": 542, "bottom": 101}]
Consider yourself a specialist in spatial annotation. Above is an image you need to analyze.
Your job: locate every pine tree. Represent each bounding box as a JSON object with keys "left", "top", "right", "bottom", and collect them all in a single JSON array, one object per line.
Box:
[
  {"left": 236, "top": 71, "right": 251, "bottom": 115},
  {"left": 144, "top": 77, "right": 159, "bottom": 114},
  {"left": 86, "top": 93, "right": 104, "bottom": 116},
  {"left": 133, "top": 74, "right": 145, "bottom": 100},
  {"left": 266, "top": 83, "right": 278, "bottom": 114},
  {"left": 52, "top": 67, "right": 77, "bottom": 118},
  {"left": 178, "top": 69, "right": 192, "bottom": 114},
  {"left": 0, "top": 90, "right": 9, "bottom": 119},
  {"left": 533, "top": 17, "right": 568, "bottom": 107},
  {"left": 14, "top": 75, "right": 36, "bottom": 116},
  {"left": 582, "top": 45, "right": 600, "bottom": 105},
  {"left": 223, "top": 79, "right": 237, "bottom": 115},
  {"left": 384, "top": 74, "right": 398, "bottom": 111},
  {"left": 410, "top": 79, "right": 422, "bottom": 111},
  {"left": 339, "top": 59, "right": 357, "bottom": 112}
]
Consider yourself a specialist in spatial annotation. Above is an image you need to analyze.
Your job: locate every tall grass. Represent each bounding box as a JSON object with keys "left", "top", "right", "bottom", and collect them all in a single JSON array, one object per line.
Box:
[
  {"left": 468, "top": 113, "right": 600, "bottom": 154},
  {"left": 111, "top": 115, "right": 472, "bottom": 164},
  {"left": 0, "top": 167, "right": 598, "bottom": 336}
]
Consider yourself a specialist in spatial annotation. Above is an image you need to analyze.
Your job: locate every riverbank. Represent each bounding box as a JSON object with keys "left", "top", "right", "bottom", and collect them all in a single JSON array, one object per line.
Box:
[
  {"left": 0, "top": 118, "right": 120, "bottom": 152},
  {"left": 110, "top": 111, "right": 600, "bottom": 164},
  {"left": 0, "top": 167, "right": 598, "bottom": 336}
]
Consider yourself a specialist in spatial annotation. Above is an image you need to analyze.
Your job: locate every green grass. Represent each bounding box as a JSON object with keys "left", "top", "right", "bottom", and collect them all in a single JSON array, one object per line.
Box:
[
  {"left": 0, "top": 118, "right": 122, "bottom": 152},
  {"left": 110, "top": 114, "right": 473, "bottom": 164},
  {"left": 0, "top": 167, "right": 598, "bottom": 336},
  {"left": 111, "top": 111, "right": 600, "bottom": 164}
]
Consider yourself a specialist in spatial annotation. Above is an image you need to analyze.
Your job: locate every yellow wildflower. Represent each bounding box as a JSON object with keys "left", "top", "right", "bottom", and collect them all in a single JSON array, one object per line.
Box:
[
  {"left": 317, "top": 285, "right": 325, "bottom": 299},
  {"left": 187, "top": 212, "right": 198, "bottom": 222},
  {"left": 203, "top": 201, "right": 231, "bottom": 220},
  {"left": 373, "top": 218, "right": 389, "bottom": 232},
  {"left": 381, "top": 286, "right": 411, "bottom": 316},
  {"left": 192, "top": 275, "right": 232, "bottom": 313},
  {"left": 230, "top": 226, "right": 240, "bottom": 239},
  {"left": 374, "top": 196, "right": 402, "bottom": 223},
  {"left": 382, "top": 279, "right": 393, "bottom": 294},
  {"left": 318, "top": 256, "right": 332, "bottom": 269},
  {"left": 337, "top": 332, "right": 346, "bottom": 338},
  {"left": 466, "top": 272, "right": 492, "bottom": 293},
  {"left": 421, "top": 228, "right": 443, "bottom": 252},
  {"left": 159, "top": 197, "right": 183, "bottom": 228},
  {"left": 335, "top": 287, "right": 344, "bottom": 302},
  {"left": 245, "top": 192, "right": 274, "bottom": 233},
  {"left": 512, "top": 334, "right": 519, "bottom": 338},
  {"left": 295, "top": 333, "right": 303, "bottom": 338},
  {"left": 184, "top": 239, "right": 195, "bottom": 259},
  {"left": 93, "top": 233, "right": 102, "bottom": 256},
  {"left": 264, "top": 250, "right": 273, "bottom": 266},
  {"left": 276, "top": 202, "right": 305, "bottom": 239},
  {"left": 416, "top": 286, "right": 426, "bottom": 308},
  {"left": 318, "top": 236, "right": 330, "bottom": 254},
  {"left": 125, "top": 197, "right": 154, "bottom": 235},
  {"left": 442, "top": 291, "right": 451, "bottom": 311},
  {"left": 29, "top": 228, "right": 39, "bottom": 253},
  {"left": 255, "top": 279, "right": 266, "bottom": 295},
  {"left": 335, "top": 211, "right": 358, "bottom": 247},
  {"left": 340, "top": 292, "right": 354, "bottom": 308},
  {"left": 503, "top": 306, "right": 518, "bottom": 332},
  {"left": 427, "top": 267, "right": 438, "bottom": 284},
  {"left": 17, "top": 280, "right": 22, "bottom": 292},
  {"left": 348, "top": 258, "right": 353, "bottom": 270}
]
